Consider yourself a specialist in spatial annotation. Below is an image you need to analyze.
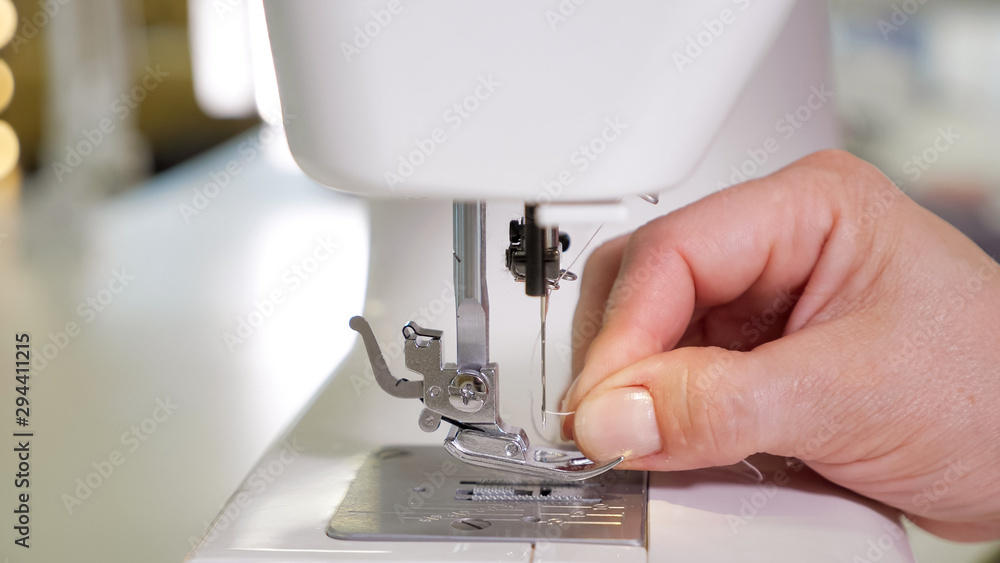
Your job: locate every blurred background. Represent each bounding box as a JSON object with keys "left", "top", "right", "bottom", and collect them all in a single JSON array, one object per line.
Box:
[
  {"left": 0, "top": 0, "right": 998, "bottom": 562},
  {"left": 830, "top": 0, "right": 1000, "bottom": 262}
]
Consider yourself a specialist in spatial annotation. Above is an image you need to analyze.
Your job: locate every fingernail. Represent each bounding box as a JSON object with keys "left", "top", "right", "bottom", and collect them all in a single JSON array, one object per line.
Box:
[{"left": 574, "top": 387, "right": 661, "bottom": 461}]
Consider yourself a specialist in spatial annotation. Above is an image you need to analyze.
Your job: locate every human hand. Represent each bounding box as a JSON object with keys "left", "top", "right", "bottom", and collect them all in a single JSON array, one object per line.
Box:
[{"left": 562, "top": 149, "right": 1000, "bottom": 541}]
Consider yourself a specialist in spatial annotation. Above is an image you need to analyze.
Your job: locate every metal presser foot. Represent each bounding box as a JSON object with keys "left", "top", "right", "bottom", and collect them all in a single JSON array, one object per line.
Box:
[{"left": 349, "top": 316, "right": 622, "bottom": 481}]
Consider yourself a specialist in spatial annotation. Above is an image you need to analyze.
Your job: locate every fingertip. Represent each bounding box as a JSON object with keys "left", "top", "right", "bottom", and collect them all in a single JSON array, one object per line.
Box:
[{"left": 573, "top": 386, "right": 662, "bottom": 463}]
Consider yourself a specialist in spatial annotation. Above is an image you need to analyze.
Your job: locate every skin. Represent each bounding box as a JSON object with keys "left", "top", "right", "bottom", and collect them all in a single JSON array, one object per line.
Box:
[{"left": 561, "top": 149, "right": 1000, "bottom": 541}]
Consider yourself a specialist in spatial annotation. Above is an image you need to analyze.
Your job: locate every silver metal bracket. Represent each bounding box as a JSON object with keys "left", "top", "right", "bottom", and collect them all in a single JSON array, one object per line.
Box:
[{"left": 350, "top": 316, "right": 622, "bottom": 481}]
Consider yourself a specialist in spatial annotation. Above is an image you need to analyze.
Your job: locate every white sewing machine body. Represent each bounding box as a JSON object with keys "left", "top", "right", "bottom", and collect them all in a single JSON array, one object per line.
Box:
[
  {"left": 187, "top": 2, "right": 917, "bottom": 561},
  {"left": 267, "top": 0, "right": 802, "bottom": 201}
]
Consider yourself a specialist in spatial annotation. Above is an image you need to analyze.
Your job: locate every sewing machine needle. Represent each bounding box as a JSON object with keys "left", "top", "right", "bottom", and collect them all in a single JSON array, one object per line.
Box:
[{"left": 540, "top": 290, "right": 548, "bottom": 429}]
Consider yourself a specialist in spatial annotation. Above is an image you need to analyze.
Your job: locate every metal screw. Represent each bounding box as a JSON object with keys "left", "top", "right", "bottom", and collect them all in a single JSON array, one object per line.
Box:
[
  {"left": 448, "top": 373, "right": 488, "bottom": 413},
  {"left": 505, "top": 443, "right": 521, "bottom": 457},
  {"left": 459, "top": 383, "right": 476, "bottom": 404},
  {"left": 428, "top": 385, "right": 442, "bottom": 398}
]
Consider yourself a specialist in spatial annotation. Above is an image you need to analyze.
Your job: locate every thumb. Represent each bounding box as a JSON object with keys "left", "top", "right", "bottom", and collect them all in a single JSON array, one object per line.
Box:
[{"left": 571, "top": 339, "right": 835, "bottom": 471}]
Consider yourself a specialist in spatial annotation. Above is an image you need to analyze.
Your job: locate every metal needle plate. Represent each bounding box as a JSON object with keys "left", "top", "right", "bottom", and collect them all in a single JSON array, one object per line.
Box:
[{"left": 328, "top": 446, "right": 647, "bottom": 545}]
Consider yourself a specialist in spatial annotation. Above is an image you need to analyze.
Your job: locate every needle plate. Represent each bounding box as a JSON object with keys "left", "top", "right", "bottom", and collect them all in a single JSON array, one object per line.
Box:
[{"left": 327, "top": 446, "right": 647, "bottom": 545}]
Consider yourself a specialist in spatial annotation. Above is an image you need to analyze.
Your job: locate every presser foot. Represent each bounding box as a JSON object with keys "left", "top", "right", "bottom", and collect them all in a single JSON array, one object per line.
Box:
[
  {"left": 350, "top": 315, "right": 621, "bottom": 481},
  {"left": 445, "top": 426, "right": 622, "bottom": 480}
]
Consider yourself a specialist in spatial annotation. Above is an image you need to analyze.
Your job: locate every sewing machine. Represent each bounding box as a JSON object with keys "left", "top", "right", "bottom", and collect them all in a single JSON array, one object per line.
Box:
[{"left": 187, "top": 1, "right": 916, "bottom": 561}]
